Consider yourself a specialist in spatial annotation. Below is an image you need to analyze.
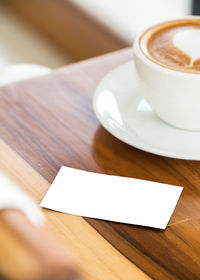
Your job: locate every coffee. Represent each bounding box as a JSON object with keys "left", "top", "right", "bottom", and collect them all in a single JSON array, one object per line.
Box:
[{"left": 140, "top": 19, "right": 200, "bottom": 73}]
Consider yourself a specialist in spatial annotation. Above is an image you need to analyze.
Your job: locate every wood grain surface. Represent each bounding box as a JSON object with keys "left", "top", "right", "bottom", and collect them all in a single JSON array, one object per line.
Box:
[
  {"left": 0, "top": 48, "right": 200, "bottom": 279},
  {"left": 0, "top": 139, "right": 149, "bottom": 280}
]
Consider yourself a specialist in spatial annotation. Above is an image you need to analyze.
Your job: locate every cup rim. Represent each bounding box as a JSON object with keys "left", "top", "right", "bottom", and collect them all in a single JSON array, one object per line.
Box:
[{"left": 134, "top": 16, "right": 200, "bottom": 79}]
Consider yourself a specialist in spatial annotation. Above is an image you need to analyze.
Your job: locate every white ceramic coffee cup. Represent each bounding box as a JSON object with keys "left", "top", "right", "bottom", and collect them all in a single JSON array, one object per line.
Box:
[{"left": 134, "top": 18, "right": 200, "bottom": 131}]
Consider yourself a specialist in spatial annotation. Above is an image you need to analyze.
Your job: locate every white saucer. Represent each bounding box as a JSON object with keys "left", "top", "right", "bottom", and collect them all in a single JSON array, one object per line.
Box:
[{"left": 93, "top": 62, "right": 200, "bottom": 160}]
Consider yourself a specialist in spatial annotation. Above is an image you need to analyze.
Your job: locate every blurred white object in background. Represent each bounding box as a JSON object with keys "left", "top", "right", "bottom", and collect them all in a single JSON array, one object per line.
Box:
[
  {"left": 72, "top": 0, "right": 191, "bottom": 42},
  {"left": 0, "top": 171, "right": 44, "bottom": 226},
  {"left": 0, "top": 64, "right": 51, "bottom": 86}
]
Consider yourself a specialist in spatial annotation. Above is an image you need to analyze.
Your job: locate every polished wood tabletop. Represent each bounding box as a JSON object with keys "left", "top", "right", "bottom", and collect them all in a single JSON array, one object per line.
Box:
[{"left": 0, "top": 48, "right": 200, "bottom": 280}]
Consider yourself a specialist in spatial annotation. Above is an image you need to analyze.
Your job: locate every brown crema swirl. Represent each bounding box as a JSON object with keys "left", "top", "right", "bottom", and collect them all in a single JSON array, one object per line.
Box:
[{"left": 140, "top": 19, "right": 200, "bottom": 73}]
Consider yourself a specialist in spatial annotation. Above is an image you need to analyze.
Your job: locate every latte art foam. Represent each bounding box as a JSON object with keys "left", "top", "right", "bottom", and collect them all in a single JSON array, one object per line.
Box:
[{"left": 140, "top": 19, "right": 200, "bottom": 73}]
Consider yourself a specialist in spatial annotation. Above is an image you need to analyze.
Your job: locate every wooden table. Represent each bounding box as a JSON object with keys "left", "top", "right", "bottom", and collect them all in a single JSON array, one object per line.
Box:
[{"left": 0, "top": 48, "right": 200, "bottom": 280}]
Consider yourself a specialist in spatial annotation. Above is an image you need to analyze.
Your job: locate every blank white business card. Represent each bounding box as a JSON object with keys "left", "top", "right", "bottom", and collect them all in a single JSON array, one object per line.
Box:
[{"left": 41, "top": 166, "right": 183, "bottom": 229}]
